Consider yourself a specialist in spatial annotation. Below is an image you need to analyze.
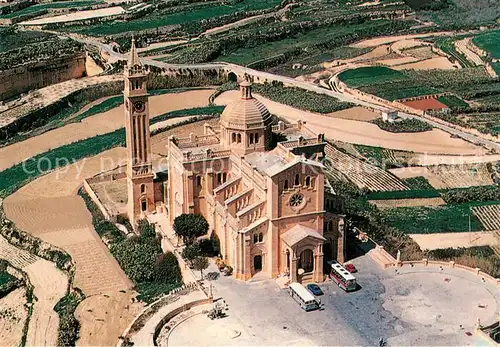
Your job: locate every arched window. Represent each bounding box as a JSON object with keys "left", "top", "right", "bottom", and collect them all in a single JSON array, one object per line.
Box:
[
  {"left": 258, "top": 232, "right": 263, "bottom": 242},
  {"left": 232, "top": 133, "right": 236, "bottom": 143},
  {"left": 141, "top": 199, "right": 147, "bottom": 212},
  {"left": 237, "top": 134, "right": 242, "bottom": 143},
  {"left": 222, "top": 172, "right": 227, "bottom": 182},
  {"left": 283, "top": 179, "right": 289, "bottom": 190},
  {"left": 196, "top": 175, "right": 201, "bottom": 187},
  {"left": 140, "top": 184, "right": 146, "bottom": 193},
  {"left": 249, "top": 133, "right": 254, "bottom": 144},
  {"left": 305, "top": 176, "right": 311, "bottom": 187},
  {"left": 217, "top": 173, "right": 222, "bottom": 185},
  {"left": 254, "top": 133, "right": 259, "bottom": 143},
  {"left": 310, "top": 177, "right": 315, "bottom": 189},
  {"left": 253, "top": 234, "right": 258, "bottom": 244},
  {"left": 328, "top": 220, "right": 333, "bottom": 232},
  {"left": 294, "top": 174, "right": 300, "bottom": 186}
]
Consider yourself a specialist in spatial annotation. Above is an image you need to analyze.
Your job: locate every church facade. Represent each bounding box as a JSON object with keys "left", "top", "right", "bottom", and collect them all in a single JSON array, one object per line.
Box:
[{"left": 123, "top": 41, "right": 346, "bottom": 283}]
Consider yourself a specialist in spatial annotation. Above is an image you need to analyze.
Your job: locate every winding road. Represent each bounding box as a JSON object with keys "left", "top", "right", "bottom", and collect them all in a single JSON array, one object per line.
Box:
[{"left": 76, "top": 35, "right": 500, "bottom": 153}]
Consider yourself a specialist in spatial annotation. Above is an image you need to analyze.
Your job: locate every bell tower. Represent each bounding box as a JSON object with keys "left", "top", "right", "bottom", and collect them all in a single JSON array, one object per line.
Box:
[{"left": 124, "top": 38, "right": 154, "bottom": 229}]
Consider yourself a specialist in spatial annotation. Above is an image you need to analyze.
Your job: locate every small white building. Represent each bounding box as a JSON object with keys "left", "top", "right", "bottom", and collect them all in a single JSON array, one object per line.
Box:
[{"left": 381, "top": 109, "right": 398, "bottom": 123}]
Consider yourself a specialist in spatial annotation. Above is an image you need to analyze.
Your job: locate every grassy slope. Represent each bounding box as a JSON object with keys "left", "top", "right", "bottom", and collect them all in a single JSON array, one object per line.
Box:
[{"left": 473, "top": 29, "right": 500, "bottom": 59}]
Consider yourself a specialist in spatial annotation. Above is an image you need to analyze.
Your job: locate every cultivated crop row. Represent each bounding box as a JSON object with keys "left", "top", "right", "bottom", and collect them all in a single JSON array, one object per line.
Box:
[
  {"left": 472, "top": 204, "right": 500, "bottom": 230},
  {"left": 324, "top": 144, "right": 408, "bottom": 192}
]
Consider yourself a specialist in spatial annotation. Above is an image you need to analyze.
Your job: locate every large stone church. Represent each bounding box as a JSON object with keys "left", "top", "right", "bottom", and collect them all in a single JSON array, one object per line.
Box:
[{"left": 123, "top": 40, "right": 346, "bottom": 283}]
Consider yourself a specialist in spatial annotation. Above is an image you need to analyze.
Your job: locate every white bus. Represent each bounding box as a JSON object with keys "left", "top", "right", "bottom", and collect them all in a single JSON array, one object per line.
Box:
[
  {"left": 288, "top": 282, "right": 320, "bottom": 311},
  {"left": 328, "top": 260, "right": 357, "bottom": 292}
]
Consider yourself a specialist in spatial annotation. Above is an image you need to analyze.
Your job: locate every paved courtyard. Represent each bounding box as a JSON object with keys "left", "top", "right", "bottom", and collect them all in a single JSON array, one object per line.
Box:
[{"left": 167, "top": 255, "right": 499, "bottom": 346}]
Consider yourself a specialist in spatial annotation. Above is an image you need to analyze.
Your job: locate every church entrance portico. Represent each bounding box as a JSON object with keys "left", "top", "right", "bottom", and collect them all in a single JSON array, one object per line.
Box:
[{"left": 281, "top": 225, "right": 325, "bottom": 283}]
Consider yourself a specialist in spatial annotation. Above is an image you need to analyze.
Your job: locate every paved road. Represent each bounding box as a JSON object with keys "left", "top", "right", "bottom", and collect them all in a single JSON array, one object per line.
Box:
[
  {"left": 69, "top": 35, "right": 500, "bottom": 153},
  {"left": 206, "top": 254, "right": 498, "bottom": 346}
]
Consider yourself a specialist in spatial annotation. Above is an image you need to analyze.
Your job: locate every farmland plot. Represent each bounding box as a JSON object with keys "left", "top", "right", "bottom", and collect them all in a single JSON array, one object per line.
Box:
[
  {"left": 472, "top": 204, "right": 500, "bottom": 230},
  {"left": 324, "top": 144, "right": 408, "bottom": 191}
]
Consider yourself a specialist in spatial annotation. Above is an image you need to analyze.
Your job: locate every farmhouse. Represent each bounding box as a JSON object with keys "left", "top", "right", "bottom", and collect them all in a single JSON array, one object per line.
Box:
[{"left": 86, "top": 40, "right": 346, "bottom": 283}]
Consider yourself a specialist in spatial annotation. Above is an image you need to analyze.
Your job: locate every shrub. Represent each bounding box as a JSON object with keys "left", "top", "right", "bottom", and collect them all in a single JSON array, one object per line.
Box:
[
  {"left": 181, "top": 243, "right": 201, "bottom": 266},
  {"left": 110, "top": 237, "right": 162, "bottom": 283},
  {"left": 373, "top": 118, "right": 433, "bottom": 133},
  {"left": 54, "top": 290, "right": 85, "bottom": 347},
  {"left": 426, "top": 246, "right": 499, "bottom": 277},
  {"left": 155, "top": 252, "right": 182, "bottom": 285},
  {"left": 440, "top": 185, "right": 500, "bottom": 204}
]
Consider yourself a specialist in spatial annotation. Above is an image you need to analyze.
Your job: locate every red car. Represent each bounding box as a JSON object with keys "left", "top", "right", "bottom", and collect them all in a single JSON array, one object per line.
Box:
[{"left": 344, "top": 263, "right": 357, "bottom": 273}]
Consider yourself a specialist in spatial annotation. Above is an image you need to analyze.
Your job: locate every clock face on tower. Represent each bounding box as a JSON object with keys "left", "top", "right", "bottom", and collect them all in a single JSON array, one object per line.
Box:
[{"left": 134, "top": 101, "right": 145, "bottom": 113}]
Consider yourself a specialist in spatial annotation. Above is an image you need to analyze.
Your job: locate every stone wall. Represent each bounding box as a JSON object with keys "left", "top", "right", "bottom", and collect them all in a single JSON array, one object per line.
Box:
[{"left": 0, "top": 52, "right": 86, "bottom": 101}]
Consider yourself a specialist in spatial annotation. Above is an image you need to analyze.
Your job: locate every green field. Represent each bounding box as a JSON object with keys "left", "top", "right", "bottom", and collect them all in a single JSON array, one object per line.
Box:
[
  {"left": 0, "top": 0, "right": 101, "bottom": 19},
  {"left": 437, "top": 95, "right": 469, "bottom": 110},
  {"left": 381, "top": 201, "right": 500, "bottom": 234},
  {"left": 74, "top": 0, "right": 280, "bottom": 36},
  {"left": 338, "top": 66, "right": 407, "bottom": 89},
  {"left": 473, "top": 30, "right": 500, "bottom": 59},
  {"left": 338, "top": 66, "right": 440, "bottom": 101}
]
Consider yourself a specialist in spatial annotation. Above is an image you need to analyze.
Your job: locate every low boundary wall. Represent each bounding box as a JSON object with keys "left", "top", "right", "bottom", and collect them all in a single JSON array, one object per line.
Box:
[{"left": 369, "top": 245, "right": 500, "bottom": 287}]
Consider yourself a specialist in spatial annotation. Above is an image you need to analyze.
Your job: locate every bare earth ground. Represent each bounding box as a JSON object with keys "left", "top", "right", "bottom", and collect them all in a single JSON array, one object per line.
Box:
[
  {"left": 0, "top": 236, "right": 67, "bottom": 346},
  {"left": 216, "top": 91, "right": 484, "bottom": 155},
  {"left": 0, "top": 89, "right": 213, "bottom": 171},
  {"left": 389, "top": 164, "right": 494, "bottom": 188},
  {"left": 392, "top": 57, "right": 456, "bottom": 70},
  {"left": 0, "top": 287, "right": 27, "bottom": 347},
  {"left": 415, "top": 153, "right": 500, "bottom": 166},
  {"left": 91, "top": 179, "right": 128, "bottom": 216},
  {"left": 20, "top": 7, "right": 125, "bottom": 25},
  {"left": 369, "top": 197, "right": 446, "bottom": 209},
  {"left": 351, "top": 32, "right": 453, "bottom": 48},
  {"left": 376, "top": 56, "right": 418, "bottom": 66},
  {"left": 24, "top": 260, "right": 68, "bottom": 346},
  {"left": 410, "top": 232, "right": 497, "bottom": 251},
  {"left": 3, "top": 148, "right": 144, "bottom": 346},
  {"left": 326, "top": 106, "right": 379, "bottom": 121}
]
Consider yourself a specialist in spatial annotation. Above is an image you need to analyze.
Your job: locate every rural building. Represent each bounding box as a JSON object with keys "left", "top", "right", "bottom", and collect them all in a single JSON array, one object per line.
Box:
[
  {"left": 381, "top": 108, "right": 398, "bottom": 123},
  {"left": 94, "top": 40, "right": 346, "bottom": 283}
]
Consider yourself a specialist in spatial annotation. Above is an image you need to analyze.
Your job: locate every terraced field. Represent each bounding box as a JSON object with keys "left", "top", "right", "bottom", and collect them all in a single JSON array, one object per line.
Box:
[
  {"left": 324, "top": 144, "right": 408, "bottom": 191},
  {"left": 472, "top": 204, "right": 500, "bottom": 230}
]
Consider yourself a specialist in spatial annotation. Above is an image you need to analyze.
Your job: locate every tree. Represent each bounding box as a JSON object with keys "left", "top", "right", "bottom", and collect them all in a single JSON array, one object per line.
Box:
[
  {"left": 181, "top": 242, "right": 201, "bottom": 266},
  {"left": 173, "top": 214, "right": 209, "bottom": 245},
  {"left": 155, "top": 252, "right": 182, "bottom": 285},
  {"left": 192, "top": 257, "right": 209, "bottom": 279}
]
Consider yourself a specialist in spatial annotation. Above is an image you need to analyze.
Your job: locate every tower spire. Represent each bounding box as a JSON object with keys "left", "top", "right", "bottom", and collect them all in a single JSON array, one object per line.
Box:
[{"left": 128, "top": 37, "right": 141, "bottom": 67}]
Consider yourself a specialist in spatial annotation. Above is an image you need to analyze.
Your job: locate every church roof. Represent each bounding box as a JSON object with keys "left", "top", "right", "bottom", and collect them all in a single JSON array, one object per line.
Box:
[
  {"left": 281, "top": 225, "right": 325, "bottom": 247},
  {"left": 220, "top": 82, "right": 272, "bottom": 129}
]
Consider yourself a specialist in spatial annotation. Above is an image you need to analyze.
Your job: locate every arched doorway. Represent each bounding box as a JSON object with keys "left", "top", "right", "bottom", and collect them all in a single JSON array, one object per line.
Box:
[
  {"left": 298, "top": 249, "right": 313, "bottom": 273},
  {"left": 254, "top": 255, "right": 262, "bottom": 272},
  {"left": 227, "top": 72, "right": 237, "bottom": 82}
]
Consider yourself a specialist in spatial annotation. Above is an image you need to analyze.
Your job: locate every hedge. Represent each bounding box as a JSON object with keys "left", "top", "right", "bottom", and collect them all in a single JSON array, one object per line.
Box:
[
  {"left": 440, "top": 185, "right": 500, "bottom": 204},
  {"left": 366, "top": 189, "right": 440, "bottom": 200}
]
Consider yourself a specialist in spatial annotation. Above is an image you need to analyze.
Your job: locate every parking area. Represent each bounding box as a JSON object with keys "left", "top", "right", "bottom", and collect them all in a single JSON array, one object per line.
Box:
[{"left": 168, "top": 254, "right": 499, "bottom": 346}]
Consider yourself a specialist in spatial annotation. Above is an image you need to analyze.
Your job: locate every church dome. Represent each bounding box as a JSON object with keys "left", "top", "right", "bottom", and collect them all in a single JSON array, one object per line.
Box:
[{"left": 220, "top": 82, "right": 272, "bottom": 129}]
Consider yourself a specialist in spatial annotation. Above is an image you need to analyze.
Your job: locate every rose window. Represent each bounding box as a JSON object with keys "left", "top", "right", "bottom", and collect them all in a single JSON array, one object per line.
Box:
[{"left": 289, "top": 193, "right": 304, "bottom": 207}]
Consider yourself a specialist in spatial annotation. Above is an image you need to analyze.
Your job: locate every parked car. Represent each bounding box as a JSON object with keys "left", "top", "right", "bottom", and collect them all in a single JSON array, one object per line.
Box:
[
  {"left": 344, "top": 263, "right": 357, "bottom": 273},
  {"left": 306, "top": 283, "right": 324, "bottom": 296}
]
